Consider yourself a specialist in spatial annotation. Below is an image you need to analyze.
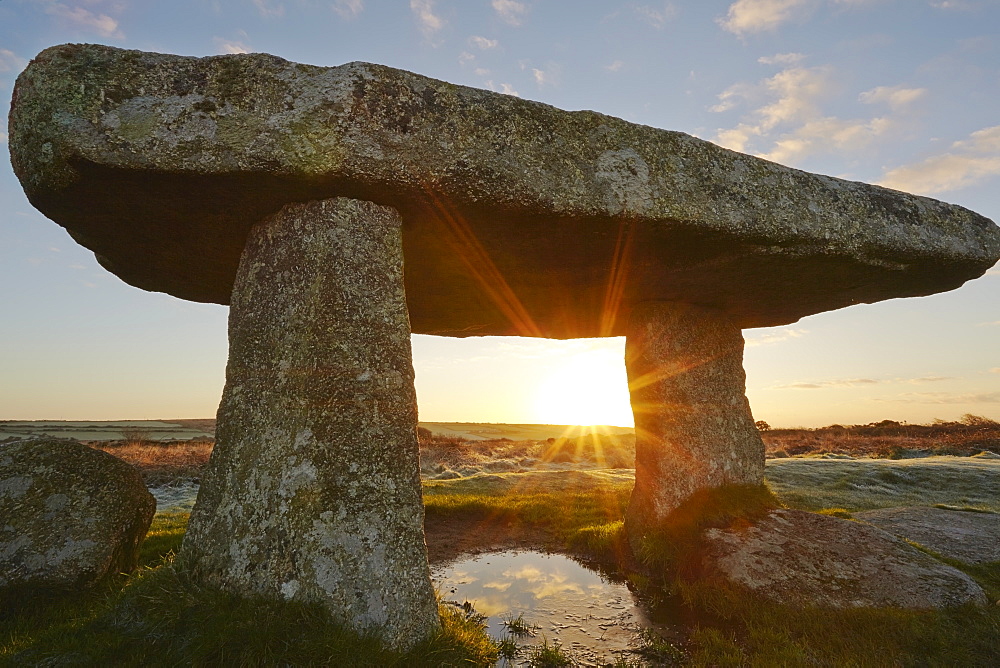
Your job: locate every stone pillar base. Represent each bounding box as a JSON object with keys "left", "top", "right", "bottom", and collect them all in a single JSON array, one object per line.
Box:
[
  {"left": 624, "top": 302, "right": 765, "bottom": 552},
  {"left": 180, "top": 197, "right": 438, "bottom": 649}
]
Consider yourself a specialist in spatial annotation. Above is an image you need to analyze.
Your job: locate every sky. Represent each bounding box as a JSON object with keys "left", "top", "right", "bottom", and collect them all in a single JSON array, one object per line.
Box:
[{"left": 1, "top": 0, "right": 998, "bottom": 428}]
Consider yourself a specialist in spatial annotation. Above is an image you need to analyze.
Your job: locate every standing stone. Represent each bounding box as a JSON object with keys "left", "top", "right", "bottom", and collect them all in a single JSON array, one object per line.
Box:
[
  {"left": 624, "top": 302, "right": 765, "bottom": 549},
  {"left": 0, "top": 438, "right": 155, "bottom": 596},
  {"left": 180, "top": 197, "right": 438, "bottom": 649}
]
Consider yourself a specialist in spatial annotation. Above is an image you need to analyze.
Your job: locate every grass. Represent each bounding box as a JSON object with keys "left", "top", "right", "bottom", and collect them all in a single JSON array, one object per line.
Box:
[
  {"left": 2, "top": 562, "right": 500, "bottom": 667},
  {"left": 766, "top": 456, "right": 1000, "bottom": 512},
  {"left": 7, "top": 425, "right": 1000, "bottom": 666}
]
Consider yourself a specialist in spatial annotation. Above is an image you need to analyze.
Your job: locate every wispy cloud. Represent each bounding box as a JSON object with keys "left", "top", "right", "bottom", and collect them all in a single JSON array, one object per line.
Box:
[
  {"left": 214, "top": 38, "right": 251, "bottom": 54},
  {"left": 880, "top": 391, "right": 1000, "bottom": 404},
  {"left": 710, "top": 63, "right": 921, "bottom": 164},
  {"left": 979, "top": 320, "right": 1000, "bottom": 326},
  {"left": 718, "top": 0, "right": 813, "bottom": 36},
  {"left": 486, "top": 81, "right": 520, "bottom": 97},
  {"left": 745, "top": 327, "right": 808, "bottom": 347},
  {"left": 469, "top": 35, "right": 499, "bottom": 49},
  {"left": 859, "top": 84, "right": 927, "bottom": 111},
  {"left": 411, "top": 0, "right": 445, "bottom": 40},
  {"left": 605, "top": 60, "right": 625, "bottom": 72},
  {"left": 775, "top": 375, "right": 954, "bottom": 390},
  {"left": 758, "top": 52, "right": 805, "bottom": 65},
  {"left": 0, "top": 130, "right": 7, "bottom": 144},
  {"left": 777, "top": 378, "right": 880, "bottom": 389},
  {"left": 332, "top": 0, "right": 364, "bottom": 20},
  {"left": 252, "top": 0, "right": 285, "bottom": 18},
  {"left": 0, "top": 49, "right": 27, "bottom": 74},
  {"left": 878, "top": 125, "right": 1000, "bottom": 195},
  {"left": 492, "top": 0, "right": 528, "bottom": 25},
  {"left": 46, "top": 3, "right": 124, "bottom": 38},
  {"left": 990, "top": 368, "right": 1000, "bottom": 374},
  {"left": 633, "top": 2, "right": 677, "bottom": 29},
  {"left": 531, "top": 63, "right": 562, "bottom": 88}
]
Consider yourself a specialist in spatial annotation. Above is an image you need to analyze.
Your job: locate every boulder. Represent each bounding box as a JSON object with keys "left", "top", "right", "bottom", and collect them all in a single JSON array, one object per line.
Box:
[
  {"left": 855, "top": 506, "right": 1000, "bottom": 565},
  {"left": 10, "top": 44, "right": 1000, "bottom": 338},
  {"left": 0, "top": 439, "right": 155, "bottom": 595},
  {"left": 700, "top": 509, "right": 987, "bottom": 609}
]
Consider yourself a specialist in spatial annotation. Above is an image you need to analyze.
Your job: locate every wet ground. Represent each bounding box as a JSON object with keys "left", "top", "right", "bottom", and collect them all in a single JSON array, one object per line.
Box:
[{"left": 431, "top": 550, "right": 684, "bottom": 666}]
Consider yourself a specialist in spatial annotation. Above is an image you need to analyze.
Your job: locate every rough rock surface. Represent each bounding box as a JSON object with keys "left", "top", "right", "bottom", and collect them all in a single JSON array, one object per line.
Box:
[
  {"left": 0, "top": 439, "right": 155, "bottom": 594},
  {"left": 701, "top": 509, "right": 988, "bottom": 609},
  {"left": 855, "top": 506, "right": 1000, "bottom": 565},
  {"left": 10, "top": 43, "right": 1000, "bottom": 337},
  {"left": 180, "top": 197, "right": 438, "bottom": 649},
  {"left": 624, "top": 302, "right": 764, "bottom": 550}
]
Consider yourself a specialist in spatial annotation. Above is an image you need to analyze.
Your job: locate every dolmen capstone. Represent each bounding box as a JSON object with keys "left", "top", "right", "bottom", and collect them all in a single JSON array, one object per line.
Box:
[
  {"left": 0, "top": 438, "right": 156, "bottom": 600},
  {"left": 9, "top": 44, "right": 1000, "bottom": 643}
]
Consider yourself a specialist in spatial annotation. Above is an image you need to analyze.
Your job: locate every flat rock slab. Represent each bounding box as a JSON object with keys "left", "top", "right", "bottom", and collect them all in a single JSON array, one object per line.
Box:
[
  {"left": 10, "top": 44, "right": 1000, "bottom": 337},
  {"left": 0, "top": 439, "right": 155, "bottom": 594},
  {"left": 701, "top": 509, "right": 987, "bottom": 609},
  {"left": 855, "top": 506, "right": 1000, "bottom": 565}
]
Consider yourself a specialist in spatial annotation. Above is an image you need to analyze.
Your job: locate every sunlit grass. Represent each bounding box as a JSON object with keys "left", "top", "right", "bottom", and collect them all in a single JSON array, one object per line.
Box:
[{"left": 766, "top": 456, "right": 1000, "bottom": 512}]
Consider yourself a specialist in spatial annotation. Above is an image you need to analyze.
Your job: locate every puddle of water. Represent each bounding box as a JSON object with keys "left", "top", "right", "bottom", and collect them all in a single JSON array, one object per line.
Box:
[{"left": 431, "top": 550, "right": 684, "bottom": 666}]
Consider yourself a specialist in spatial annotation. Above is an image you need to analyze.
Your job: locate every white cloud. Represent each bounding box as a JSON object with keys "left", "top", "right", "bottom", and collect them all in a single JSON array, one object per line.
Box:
[
  {"left": 761, "top": 115, "right": 895, "bottom": 163},
  {"left": 332, "top": 0, "right": 364, "bottom": 20},
  {"left": 878, "top": 125, "right": 1000, "bottom": 195},
  {"left": 487, "top": 81, "right": 520, "bottom": 97},
  {"left": 411, "top": 0, "right": 445, "bottom": 39},
  {"left": 492, "top": 0, "right": 528, "bottom": 25},
  {"left": 757, "top": 52, "right": 805, "bottom": 65},
  {"left": 252, "top": 0, "right": 285, "bottom": 18},
  {"left": 474, "top": 67, "right": 490, "bottom": 76},
  {"left": 0, "top": 130, "right": 7, "bottom": 144},
  {"left": 718, "top": 0, "right": 813, "bottom": 35},
  {"left": 215, "top": 38, "right": 251, "bottom": 54},
  {"left": 745, "top": 328, "right": 808, "bottom": 347},
  {"left": 859, "top": 84, "right": 927, "bottom": 110},
  {"left": 531, "top": 63, "right": 562, "bottom": 88},
  {"left": 46, "top": 3, "right": 123, "bottom": 38},
  {"left": 469, "top": 35, "right": 499, "bottom": 49},
  {"left": 712, "top": 64, "right": 921, "bottom": 163},
  {"left": 634, "top": 2, "right": 677, "bottom": 29},
  {"left": 458, "top": 51, "right": 474, "bottom": 66},
  {"left": 605, "top": 60, "right": 625, "bottom": 72}
]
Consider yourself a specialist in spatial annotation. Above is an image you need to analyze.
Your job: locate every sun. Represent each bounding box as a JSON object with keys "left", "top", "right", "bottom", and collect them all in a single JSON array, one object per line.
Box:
[{"left": 533, "top": 346, "right": 634, "bottom": 427}]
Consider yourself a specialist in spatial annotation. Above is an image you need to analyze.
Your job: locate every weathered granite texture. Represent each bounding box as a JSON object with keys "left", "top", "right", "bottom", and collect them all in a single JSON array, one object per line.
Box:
[
  {"left": 624, "top": 302, "right": 765, "bottom": 549},
  {"left": 10, "top": 44, "right": 1000, "bottom": 337},
  {"left": 0, "top": 439, "right": 155, "bottom": 594},
  {"left": 855, "top": 506, "right": 1000, "bottom": 565},
  {"left": 180, "top": 197, "right": 438, "bottom": 649},
  {"left": 700, "top": 509, "right": 987, "bottom": 609}
]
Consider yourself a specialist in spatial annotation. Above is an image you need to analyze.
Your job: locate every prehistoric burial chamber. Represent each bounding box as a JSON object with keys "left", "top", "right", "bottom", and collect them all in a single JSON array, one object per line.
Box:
[{"left": 9, "top": 44, "right": 1000, "bottom": 646}]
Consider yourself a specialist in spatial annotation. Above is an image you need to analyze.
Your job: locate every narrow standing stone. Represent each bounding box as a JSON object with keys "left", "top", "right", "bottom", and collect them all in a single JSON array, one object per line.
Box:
[
  {"left": 624, "top": 302, "right": 765, "bottom": 551},
  {"left": 180, "top": 197, "right": 438, "bottom": 649}
]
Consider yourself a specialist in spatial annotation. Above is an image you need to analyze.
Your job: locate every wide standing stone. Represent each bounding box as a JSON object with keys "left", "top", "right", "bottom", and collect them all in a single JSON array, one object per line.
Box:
[
  {"left": 624, "top": 302, "right": 765, "bottom": 549},
  {"left": 0, "top": 439, "right": 155, "bottom": 596},
  {"left": 180, "top": 197, "right": 438, "bottom": 649}
]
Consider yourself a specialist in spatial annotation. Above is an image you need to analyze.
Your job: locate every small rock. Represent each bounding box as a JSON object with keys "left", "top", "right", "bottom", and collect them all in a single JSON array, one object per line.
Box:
[
  {"left": 700, "top": 509, "right": 987, "bottom": 609},
  {"left": 0, "top": 439, "right": 155, "bottom": 595}
]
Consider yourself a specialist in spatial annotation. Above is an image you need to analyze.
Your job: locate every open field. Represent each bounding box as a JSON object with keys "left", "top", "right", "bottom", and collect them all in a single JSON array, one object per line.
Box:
[{"left": 4, "top": 418, "right": 999, "bottom": 665}]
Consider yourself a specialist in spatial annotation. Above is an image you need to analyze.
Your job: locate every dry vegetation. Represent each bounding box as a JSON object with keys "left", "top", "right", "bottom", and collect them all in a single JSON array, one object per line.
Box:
[
  {"left": 91, "top": 439, "right": 213, "bottom": 487},
  {"left": 760, "top": 414, "right": 1000, "bottom": 459},
  {"left": 86, "top": 415, "right": 999, "bottom": 488}
]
